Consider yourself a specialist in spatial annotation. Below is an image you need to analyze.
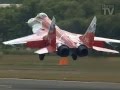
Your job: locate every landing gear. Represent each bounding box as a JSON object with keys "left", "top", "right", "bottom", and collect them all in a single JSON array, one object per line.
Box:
[
  {"left": 39, "top": 54, "right": 45, "bottom": 61},
  {"left": 71, "top": 54, "right": 77, "bottom": 60}
]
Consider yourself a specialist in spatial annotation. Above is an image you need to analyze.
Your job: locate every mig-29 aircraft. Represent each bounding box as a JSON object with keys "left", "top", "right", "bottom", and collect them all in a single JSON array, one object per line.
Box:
[{"left": 3, "top": 13, "right": 120, "bottom": 60}]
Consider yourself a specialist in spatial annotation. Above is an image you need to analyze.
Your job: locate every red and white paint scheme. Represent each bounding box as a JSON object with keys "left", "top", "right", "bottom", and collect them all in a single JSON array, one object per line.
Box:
[{"left": 3, "top": 13, "right": 120, "bottom": 60}]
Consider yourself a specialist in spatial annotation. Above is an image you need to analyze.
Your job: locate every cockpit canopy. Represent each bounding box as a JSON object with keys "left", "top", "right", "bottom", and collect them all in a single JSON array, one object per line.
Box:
[
  {"left": 36, "top": 13, "right": 48, "bottom": 19},
  {"left": 27, "top": 18, "right": 42, "bottom": 34},
  {"left": 27, "top": 13, "right": 47, "bottom": 33},
  {"left": 27, "top": 18, "right": 37, "bottom": 27}
]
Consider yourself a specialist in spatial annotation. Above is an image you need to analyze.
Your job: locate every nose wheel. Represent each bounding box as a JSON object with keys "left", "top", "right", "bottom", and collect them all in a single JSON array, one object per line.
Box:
[{"left": 71, "top": 54, "right": 77, "bottom": 60}]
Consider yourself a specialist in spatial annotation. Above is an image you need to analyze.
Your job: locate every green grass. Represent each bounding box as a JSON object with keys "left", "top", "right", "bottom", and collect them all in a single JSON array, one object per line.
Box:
[{"left": 0, "top": 55, "right": 120, "bottom": 83}]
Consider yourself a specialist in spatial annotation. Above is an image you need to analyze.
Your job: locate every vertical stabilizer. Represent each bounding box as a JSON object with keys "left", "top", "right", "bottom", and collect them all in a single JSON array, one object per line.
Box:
[
  {"left": 48, "top": 17, "right": 56, "bottom": 50},
  {"left": 80, "top": 16, "right": 97, "bottom": 48}
]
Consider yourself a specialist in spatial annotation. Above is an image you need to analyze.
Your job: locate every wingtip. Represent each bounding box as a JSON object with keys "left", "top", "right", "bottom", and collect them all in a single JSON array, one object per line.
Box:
[
  {"left": 2, "top": 41, "right": 7, "bottom": 45},
  {"left": 2, "top": 41, "right": 11, "bottom": 45}
]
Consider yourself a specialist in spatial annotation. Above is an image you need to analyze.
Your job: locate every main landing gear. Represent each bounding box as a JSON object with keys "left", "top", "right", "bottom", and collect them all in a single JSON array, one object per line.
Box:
[{"left": 39, "top": 54, "right": 45, "bottom": 61}]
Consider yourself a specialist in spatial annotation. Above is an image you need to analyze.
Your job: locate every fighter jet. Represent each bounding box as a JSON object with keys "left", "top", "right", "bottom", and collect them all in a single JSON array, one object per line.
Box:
[{"left": 3, "top": 13, "right": 120, "bottom": 60}]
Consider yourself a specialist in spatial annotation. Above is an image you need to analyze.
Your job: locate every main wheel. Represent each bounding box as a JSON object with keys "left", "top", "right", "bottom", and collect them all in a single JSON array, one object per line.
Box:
[{"left": 39, "top": 54, "right": 45, "bottom": 61}]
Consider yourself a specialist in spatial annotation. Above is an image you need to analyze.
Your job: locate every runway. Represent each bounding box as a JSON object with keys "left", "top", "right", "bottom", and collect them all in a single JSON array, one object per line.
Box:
[{"left": 0, "top": 78, "right": 120, "bottom": 90}]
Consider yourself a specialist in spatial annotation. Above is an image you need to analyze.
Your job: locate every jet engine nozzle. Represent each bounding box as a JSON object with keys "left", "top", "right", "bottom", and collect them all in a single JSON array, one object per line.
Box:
[
  {"left": 77, "top": 45, "right": 88, "bottom": 57},
  {"left": 57, "top": 45, "right": 70, "bottom": 57}
]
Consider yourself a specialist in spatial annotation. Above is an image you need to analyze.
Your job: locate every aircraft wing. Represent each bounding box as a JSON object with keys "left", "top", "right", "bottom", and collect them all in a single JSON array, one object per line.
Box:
[
  {"left": 3, "top": 32, "right": 47, "bottom": 45},
  {"left": 3, "top": 16, "right": 49, "bottom": 45},
  {"left": 94, "top": 37, "right": 120, "bottom": 43}
]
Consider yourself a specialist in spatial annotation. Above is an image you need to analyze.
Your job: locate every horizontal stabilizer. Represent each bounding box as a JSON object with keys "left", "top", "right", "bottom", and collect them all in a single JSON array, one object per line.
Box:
[
  {"left": 35, "top": 45, "right": 55, "bottom": 54},
  {"left": 93, "top": 46, "right": 119, "bottom": 53}
]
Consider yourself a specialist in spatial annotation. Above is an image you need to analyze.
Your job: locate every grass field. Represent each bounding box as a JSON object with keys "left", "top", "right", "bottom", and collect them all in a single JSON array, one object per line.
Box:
[{"left": 0, "top": 55, "right": 120, "bottom": 83}]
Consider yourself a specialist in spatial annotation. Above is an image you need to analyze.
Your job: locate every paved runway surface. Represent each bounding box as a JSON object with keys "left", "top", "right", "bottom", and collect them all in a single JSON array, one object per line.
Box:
[{"left": 0, "top": 78, "right": 120, "bottom": 90}]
